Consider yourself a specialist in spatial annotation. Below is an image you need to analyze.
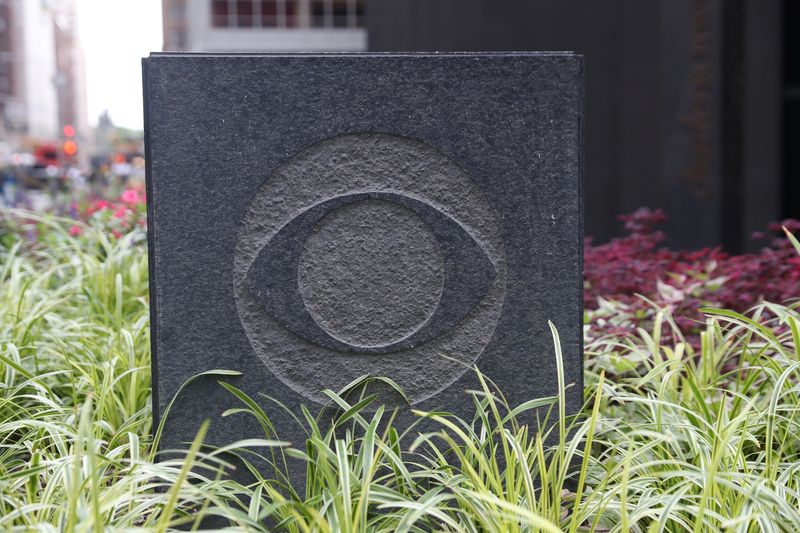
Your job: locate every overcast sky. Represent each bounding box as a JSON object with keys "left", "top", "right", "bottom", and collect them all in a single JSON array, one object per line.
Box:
[{"left": 77, "top": 0, "right": 163, "bottom": 131}]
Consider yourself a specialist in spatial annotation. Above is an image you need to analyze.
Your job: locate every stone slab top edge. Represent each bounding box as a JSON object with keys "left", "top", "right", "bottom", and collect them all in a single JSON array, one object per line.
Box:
[{"left": 145, "top": 51, "right": 580, "bottom": 59}]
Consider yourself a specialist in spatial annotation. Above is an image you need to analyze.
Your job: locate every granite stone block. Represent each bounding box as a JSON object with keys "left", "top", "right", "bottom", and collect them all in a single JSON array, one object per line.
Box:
[{"left": 143, "top": 52, "right": 584, "bottom": 479}]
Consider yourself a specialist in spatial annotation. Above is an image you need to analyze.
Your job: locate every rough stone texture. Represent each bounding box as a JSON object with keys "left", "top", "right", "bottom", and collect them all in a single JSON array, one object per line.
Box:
[
  {"left": 143, "top": 53, "right": 583, "bottom": 479},
  {"left": 298, "top": 198, "right": 445, "bottom": 348}
]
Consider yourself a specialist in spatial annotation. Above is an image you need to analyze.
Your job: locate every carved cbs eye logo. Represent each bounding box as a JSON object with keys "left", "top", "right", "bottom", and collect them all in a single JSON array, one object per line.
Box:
[
  {"left": 234, "top": 134, "right": 506, "bottom": 406},
  {"left": 245, "top": 191, "right": 496, "bottom": 354}
]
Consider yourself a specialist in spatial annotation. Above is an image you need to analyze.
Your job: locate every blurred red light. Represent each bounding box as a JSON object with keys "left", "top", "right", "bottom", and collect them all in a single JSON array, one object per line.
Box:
[
  {"left": 63, "top": 140, "right": 78, "bottom": 156},
  {"left": 63, "top": 124, "right": 76, "bottom": 137}
]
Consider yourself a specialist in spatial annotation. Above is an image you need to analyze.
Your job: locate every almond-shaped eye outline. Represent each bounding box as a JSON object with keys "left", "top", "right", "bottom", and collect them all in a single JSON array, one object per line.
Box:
[{"left": 245, "top": 191, "right": 497, "bottom": 354}]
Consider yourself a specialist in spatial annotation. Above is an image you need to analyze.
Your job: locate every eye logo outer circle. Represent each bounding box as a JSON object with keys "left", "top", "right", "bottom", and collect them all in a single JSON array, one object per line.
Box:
[{"left": 233, "top": 134, "right": 507, "bottom": 406}]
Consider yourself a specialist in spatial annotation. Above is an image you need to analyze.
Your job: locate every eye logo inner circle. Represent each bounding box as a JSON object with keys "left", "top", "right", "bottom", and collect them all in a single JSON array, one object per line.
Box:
[{"left": 298, "top": 198, "right": 445, "bottom": 348}]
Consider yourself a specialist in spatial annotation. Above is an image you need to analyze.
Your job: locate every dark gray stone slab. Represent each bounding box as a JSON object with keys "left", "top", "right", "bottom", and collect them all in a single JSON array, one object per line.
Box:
[{"left": 143, "top": 52, "right": 583, "bottom": 481}]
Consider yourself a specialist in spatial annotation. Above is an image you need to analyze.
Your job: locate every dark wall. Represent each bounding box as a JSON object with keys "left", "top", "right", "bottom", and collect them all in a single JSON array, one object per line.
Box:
[
  {"left": 367, "top": 0, "right": 784, "bottom": 250},
  {"left": 785, "top": 0, "right": 800, "bottom": 223}
]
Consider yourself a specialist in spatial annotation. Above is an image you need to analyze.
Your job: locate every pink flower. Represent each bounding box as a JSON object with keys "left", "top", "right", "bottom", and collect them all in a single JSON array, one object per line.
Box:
[
  {"left": 69, "top": 225, "right": 82, "bottom": 237},
  {"left": 112, "top": 230, "right": 122, "bottom": 239},
  {"left": 113, "top": 206, "right": 129, "bottom": 219},
  {"left": 86, "top": 199, "right": 111, "bottom": 215},
  {"left": 121, "top": 189, "right": 140, "bottom": 204}
]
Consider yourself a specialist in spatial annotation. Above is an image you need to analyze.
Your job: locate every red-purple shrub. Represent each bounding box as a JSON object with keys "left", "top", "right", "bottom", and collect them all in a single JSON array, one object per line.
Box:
[{"left": 584, "top": 208, "right": 800, "bottom": 339}]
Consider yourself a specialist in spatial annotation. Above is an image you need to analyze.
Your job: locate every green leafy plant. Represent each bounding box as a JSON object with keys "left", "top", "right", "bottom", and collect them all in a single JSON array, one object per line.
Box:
[{"left": 0, "top": 207, "right": 799, "bottom": 531}]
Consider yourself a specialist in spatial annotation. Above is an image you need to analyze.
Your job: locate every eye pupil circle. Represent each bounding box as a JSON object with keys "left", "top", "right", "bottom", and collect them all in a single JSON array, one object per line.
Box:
[{"left": 297, "top": 198, "right": 445, "bottom": 348}]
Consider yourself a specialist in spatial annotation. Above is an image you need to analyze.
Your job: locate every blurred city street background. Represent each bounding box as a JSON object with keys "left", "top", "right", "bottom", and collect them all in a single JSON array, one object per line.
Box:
[
  {"left": 0, "top": 0, "right": 159, "bottom": 212},
  {"left": 0, "top": 0, "right": 796, "bottom": 251}
]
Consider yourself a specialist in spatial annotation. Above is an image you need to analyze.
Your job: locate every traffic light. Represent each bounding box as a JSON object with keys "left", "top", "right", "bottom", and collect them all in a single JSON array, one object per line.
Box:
[
  {"left": 62, "top": 125, "right": 78, "bottom": 159},
  {"left": 63, "top": 140, "right": 77, "bottom": 157}
]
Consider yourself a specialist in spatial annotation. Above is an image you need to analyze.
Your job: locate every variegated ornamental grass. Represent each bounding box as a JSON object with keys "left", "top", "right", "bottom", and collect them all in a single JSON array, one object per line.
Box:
[{"left": 0, "top": 206, "right": 799, "bottom": 531}]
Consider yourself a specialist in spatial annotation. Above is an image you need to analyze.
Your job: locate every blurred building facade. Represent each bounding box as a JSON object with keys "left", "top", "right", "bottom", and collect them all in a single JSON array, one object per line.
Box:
[
  {"left": 367, "top": 0, "right": 793, "bottom": 252},
  {"left": 162, "top": 0, "right": 366, "bottom": 52},
  {"left": 53, "top": 0, "right": 88, "bottom": 151},
  {"left": 0, "top": 0, "right": 21, "bottom": 144},
  {"left": 0, "top": 0, "right": 88, "bottom": 162},
  {"left": 0, "top": 0, "right": 58, "bottom": 143},
  {"left": 159, "top": 0, "right": 793, "bottom": 251}
]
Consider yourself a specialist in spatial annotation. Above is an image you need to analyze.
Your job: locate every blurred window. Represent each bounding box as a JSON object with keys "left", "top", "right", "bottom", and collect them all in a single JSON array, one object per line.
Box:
[
  {"left": 237, "top": 0, "right": 254, "bottom": 27},
  {"left": 211, "top": 0, "right": 229, "bottom": 27},
  {"left": 170, "top": 1, "right": 186, "bottom": 19},
  {"left": 212, "top": 0, "right": 364, "bottom": 30},
  {"left": 311, "top": 0, "right": 327, "bottom": 28},
  {"left": 332, "top": 1, "right": 349, "bottom": 27},
  {"left": 354, "top": 0, "right": 365, "bottom": 27},
  {"left": 261, "top": 0, "right": 277, "bottom": 27},
  {"left": 168, "top": 28, "right": 187, "bottom": 49},
  {"left": 286, "top": 0, "right": 298, "bottom": 27}
]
